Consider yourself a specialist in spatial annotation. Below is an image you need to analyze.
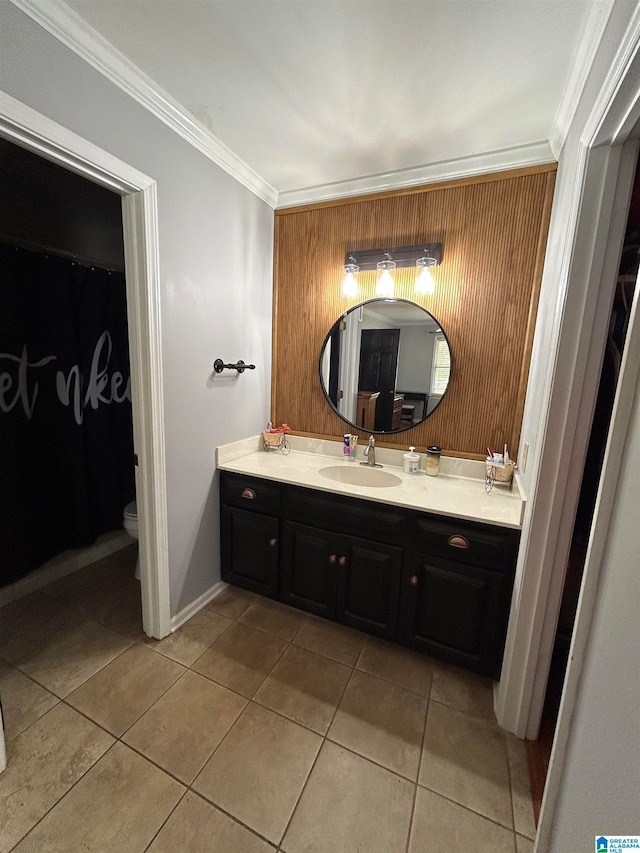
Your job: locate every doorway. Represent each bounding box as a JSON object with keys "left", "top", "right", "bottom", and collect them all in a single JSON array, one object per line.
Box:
[
  {"left": 0, "top": 92, "right": 170, "bottom": 641},
  {"left": 0, "top": 137, "right": 138, "bottom": 592},
  {"left": 526, "top": 153, "right": 640, "bottom": 818}
]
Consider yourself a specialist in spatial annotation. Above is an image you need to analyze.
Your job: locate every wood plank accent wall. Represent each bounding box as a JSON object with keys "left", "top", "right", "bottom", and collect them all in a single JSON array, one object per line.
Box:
[{"left": 272, "top": 165, "right": 557, "bottom": 458}]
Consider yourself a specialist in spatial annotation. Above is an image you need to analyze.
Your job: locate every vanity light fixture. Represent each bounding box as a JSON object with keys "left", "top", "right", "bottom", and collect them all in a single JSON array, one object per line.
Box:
[
  {"left": 376, "top": 253, "right": 396, "bottom": 297},
  {"left": 342, "top": 256, "right": 360, "bottom": 297},
  {"left": 343, "top": 243, "right": 442, "bottom": 298},
  {"left": 415, "top": 251, "right": 437, "bottom": 294}
]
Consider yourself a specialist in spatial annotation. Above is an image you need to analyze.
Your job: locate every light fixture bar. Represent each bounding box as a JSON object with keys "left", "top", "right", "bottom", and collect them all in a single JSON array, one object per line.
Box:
[{"left": 344, "top": 243, "right": 442, "bottom": 271}]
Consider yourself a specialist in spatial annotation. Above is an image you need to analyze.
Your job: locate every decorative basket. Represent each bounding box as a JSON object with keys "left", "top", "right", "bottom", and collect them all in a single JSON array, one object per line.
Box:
[
  {"left": 487, "top": 460, "right": 516, "bottom": 483},
  {"left": 262, "top": 431, "right": 284, "bottom": 446}
]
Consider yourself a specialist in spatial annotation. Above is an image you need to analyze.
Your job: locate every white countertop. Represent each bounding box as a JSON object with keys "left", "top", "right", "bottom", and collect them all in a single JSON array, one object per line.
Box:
[{"left": 217, "top": 435, "right": 525, "bottom": 529}]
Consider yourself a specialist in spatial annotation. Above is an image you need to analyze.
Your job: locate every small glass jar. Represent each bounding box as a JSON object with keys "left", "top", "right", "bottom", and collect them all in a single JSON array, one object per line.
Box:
[{"left": 426, "top": 445, "right": 441, "bottom": 477}]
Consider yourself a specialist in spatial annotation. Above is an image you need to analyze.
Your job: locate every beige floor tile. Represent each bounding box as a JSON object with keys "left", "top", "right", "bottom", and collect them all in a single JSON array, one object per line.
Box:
[
  {"left": 192, "top": 621, "right": 287, "bottom": 698},
  {"left": 430, "top": 661, "right": 496, "bottom": 722},
  {"left": 517, "top": 834, "right": 535, "bottom": 853},
  {"left": 46, "top": 547, "right": 143, "bottom": 639},
  {"left": 254, "top": 644, "right": 351, "bottom": 734},
  {"left": 194, "top": 702, "right": 322, "bottom": 844},
  {"left": 12, "top": 742, "right": 184, "bottom": 853},
  {"left": 141, "top": 608, "right": 233, "bottom": 666},
  {"left": 0, "top": 703, "right": 114, "bottom": 852},
  {"left": 0, "top": 584, "right": 15, "bottom": 607},
  {"left": 328, "top": 670, "right": 428, "bottom": 779},
  {"left": 356, "top": 636, "right": 434, "bottom": 697},
  {"left": 208, "top": 585, "right": 258, "bottom": 621},
  {"left": 293, "top": 616, "right": 366, "bottom": 666},
  {"left": 66, "top": 643, "right": 185, "bottom": 736},
  {"left": 420, "top": 701, "right": 513, "bottom": 828},
  {"left": 147, "top": 791, "right": 275, "bottom": 853},
  {"left": 238, "top": 597, "right": 306, "bottom": 641},
  {"left": 506, "top": 733, "right": 537, "bottom": 840},
  {"left": 409, "top": 786, "right": 516, "bottom": 853},
  {"left": 19, "top": 617, "right": 132, "bottom": 698},
  {"left": 281, "top": 740, "right": 414, "bottom": 853},
  {"left": 0, "top": 659, "right": 58, "bottom": 741},
  {"left": 41, "top": 552, "right": 115, "bottom": 599},
  {"left": 123, "top": 670, "right": 247, "bottom": 783},
  {"left": 0, "top": 592, "right": 84, "bottom": 666}
]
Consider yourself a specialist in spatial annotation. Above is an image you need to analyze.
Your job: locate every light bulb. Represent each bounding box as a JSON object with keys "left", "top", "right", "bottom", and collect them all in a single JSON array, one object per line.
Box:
[
  {"left": 342, "top": 260, "right": 359, "bottom": 297},
  {"left": 415, "top": 266, "right": 435, "bottom": 294},
  {"left": 376, "top": 254, "right": 396, "bottom": 297},
  {"left": 416, "top": 255, "right": 437, "bottom": 295},
  {"left": 342, "top": 270, "right": 358, "bottom": 297},
  {"left": 376, "top": 269, "right": 395, "bottom": 296}
]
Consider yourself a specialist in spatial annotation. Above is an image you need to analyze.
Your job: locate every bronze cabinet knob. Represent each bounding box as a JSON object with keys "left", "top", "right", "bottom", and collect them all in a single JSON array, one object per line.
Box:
[
  {"left": 410, "top": 575, "right": 419, "bottom": 586},
  {"left": 329, "top": 554, "right": 337, "bottom": 564},
  {"left": 269, "top": 538, "right": 277, "bottom": 547},
  {"left": 338, "top": 556, "right": 347, "bottom": 567}
]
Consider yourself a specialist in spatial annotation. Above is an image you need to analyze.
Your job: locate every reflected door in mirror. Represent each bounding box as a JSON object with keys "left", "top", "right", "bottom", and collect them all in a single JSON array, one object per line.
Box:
[{"left": 358, "top": 328, "right": 400, "bottom": 431}]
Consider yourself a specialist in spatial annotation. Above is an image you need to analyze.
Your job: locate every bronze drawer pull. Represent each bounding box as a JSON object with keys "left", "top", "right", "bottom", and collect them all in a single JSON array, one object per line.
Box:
[
  {"left": 410, "top": 575, "right": 419, "bottom": 586},
  {"left": 269, "top": 538, "right": 277, "bottom": 547},
  {"left": 241, "top": 488, "right": 256, "bottom": 500},
  {"left": 338, "top": 556, "right": 347, "bottom": 567},
  {"left": 448, "top": 535, "right": 470, "bottom": 549}
]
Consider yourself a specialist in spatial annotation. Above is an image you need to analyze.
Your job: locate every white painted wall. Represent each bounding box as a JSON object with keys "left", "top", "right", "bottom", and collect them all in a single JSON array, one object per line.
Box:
[
  {"left": 545, "top": 368, "right": 640, "bottom": 849},
  {"left": 0, "top": 1, "right": 274, "bottom": 616}
]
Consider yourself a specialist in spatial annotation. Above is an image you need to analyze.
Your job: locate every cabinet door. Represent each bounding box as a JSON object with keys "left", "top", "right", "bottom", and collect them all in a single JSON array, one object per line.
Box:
[
  {"left": 336, "top": 534, "right": 403, "bottom": 640},
  {"left": 221, "top": 505, "right": 279, "bottom": 597},
  {"left": 400, "top": 551, "right": 509, "bottom": 677},
  {"left": 280, "top": 521, "right": 338, "bottom": 619}
]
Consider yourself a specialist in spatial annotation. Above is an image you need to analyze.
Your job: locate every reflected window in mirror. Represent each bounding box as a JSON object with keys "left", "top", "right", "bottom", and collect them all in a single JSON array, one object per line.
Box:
[{"left": 319, "top": 298, "right": 452, "bottom": 434}]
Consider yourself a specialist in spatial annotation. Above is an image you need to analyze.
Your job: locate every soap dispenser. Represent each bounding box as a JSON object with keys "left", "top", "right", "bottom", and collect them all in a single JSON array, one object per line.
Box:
[{"left": 403, "top": 446, "right": 420, "bottom": 474}]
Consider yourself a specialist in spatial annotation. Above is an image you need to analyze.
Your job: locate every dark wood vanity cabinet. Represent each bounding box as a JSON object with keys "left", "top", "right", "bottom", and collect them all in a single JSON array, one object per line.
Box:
[
  {"left": 280, "top": 521, "right": 403, "bottom": 639},
  {"left": 220, "top": 470, "right": 519, "bottom": 677}
]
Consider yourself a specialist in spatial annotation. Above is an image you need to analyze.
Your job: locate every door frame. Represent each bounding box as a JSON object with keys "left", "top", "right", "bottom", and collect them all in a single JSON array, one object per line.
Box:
[
  {"left": 495, "top": 3, "right": 640, "bottom": 740},
  {"left": 0, "top": 90, "right": 171, "bottom": 640}
]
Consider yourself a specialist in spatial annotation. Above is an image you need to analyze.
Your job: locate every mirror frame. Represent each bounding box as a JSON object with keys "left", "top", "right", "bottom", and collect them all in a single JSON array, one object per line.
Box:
[{"left": 318, "top": 297, "right": 453, "bottom": 435}]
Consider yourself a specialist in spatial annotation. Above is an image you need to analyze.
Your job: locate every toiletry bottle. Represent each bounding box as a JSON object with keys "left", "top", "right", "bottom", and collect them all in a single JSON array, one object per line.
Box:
[
  {"left": 343, "top": 434, "right": 350, "bottom": 458},
  {"left": 426, "top": 445, "right": 441, "bottom": 476},
  {"left": 403, "top": 446, "right": 420, "bottom": 474},
  {"left": 349, "top": 435, "right": 358, "bottom": 459}
]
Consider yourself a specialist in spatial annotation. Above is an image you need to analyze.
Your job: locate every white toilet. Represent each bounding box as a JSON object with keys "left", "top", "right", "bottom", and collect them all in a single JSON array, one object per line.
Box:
[{"left": 123, "top": 500, "right": 141, "bottom": 581}]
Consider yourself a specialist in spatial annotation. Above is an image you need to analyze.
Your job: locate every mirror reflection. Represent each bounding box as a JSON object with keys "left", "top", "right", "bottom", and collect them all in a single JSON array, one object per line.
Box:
[{"left": 320, "top": 298, "right": 452, "bottom": 434}]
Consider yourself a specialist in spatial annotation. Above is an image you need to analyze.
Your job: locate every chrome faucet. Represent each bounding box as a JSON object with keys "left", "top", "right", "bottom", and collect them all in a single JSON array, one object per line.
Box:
[{"left": 361, "top": 435, "right": 382, "bottom": 468}]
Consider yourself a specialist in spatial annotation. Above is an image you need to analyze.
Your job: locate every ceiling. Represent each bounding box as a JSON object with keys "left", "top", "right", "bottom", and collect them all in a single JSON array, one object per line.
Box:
[{"left": 63, "top": 0, "right": 599, "bottom": 203}]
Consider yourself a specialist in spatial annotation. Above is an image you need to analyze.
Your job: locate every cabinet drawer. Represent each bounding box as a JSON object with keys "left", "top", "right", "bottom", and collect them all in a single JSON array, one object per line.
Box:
[
  {"left": 283, "top": 485, "right": 405, "bottom": 545},
  {"left": 221, "top": 471, "right": 281, "bottom": 514},
  {"left": 406, "top": 512, "right": 519, "bottom": 572}
]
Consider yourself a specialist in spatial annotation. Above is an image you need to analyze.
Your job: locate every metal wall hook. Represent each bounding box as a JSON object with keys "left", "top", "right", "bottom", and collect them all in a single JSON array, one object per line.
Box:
[{"left": 213, "top": 359, "right": 256, "bottom": 374}]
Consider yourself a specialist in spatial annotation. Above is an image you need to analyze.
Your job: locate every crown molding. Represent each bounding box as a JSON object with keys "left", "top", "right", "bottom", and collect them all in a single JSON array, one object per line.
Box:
[
  {"left": 549, "top": 0, "right": 615, "bottom": 158},
  {"left": 276, "top": 141, "right": 555, "bottom": 209},
  {"left": 9, "top": 0, "right": 278, "bottom": 208}
]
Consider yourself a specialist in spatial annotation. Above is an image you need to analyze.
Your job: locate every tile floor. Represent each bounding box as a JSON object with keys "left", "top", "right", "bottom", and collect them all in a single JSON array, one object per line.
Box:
[{"left": 0, "top": 545, "right": 537, "bottom": 852}]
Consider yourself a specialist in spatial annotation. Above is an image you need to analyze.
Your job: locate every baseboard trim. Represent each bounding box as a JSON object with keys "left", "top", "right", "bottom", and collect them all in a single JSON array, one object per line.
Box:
[{"left": 170, "top": 581, "right": 228, "bottom": 632}]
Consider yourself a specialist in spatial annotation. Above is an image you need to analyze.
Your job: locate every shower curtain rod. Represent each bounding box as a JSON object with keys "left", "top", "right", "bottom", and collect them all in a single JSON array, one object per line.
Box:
[{"left": 0, "top": 234, "right": 125, "bottom": 273}]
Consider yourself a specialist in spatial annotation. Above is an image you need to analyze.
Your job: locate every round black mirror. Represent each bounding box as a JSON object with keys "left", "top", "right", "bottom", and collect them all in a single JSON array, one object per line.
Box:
[{"left": 319, "top": 298, "right": 452, "bottom": 434}]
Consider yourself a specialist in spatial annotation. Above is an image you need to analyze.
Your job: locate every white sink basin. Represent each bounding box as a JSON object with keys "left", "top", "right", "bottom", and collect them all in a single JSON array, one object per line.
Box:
[{"left": 319, "top": 465, "right": 403, "bottom": 488}]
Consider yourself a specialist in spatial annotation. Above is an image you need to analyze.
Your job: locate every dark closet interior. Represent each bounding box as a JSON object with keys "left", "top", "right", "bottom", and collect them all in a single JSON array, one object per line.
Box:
[{"left": 526, "top": 153, "right": 640, "bottom": 820}]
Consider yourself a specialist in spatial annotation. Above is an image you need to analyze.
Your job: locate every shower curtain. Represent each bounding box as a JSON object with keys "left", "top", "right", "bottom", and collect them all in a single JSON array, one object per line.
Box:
[{"left": 0, "top": 244, "right": 136, "bottom": 586}]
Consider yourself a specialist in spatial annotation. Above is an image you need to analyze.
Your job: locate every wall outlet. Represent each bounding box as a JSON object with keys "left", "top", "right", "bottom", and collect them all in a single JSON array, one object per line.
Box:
[{"left": 521, "top": 442, "right": 530, "bottom": 473}]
